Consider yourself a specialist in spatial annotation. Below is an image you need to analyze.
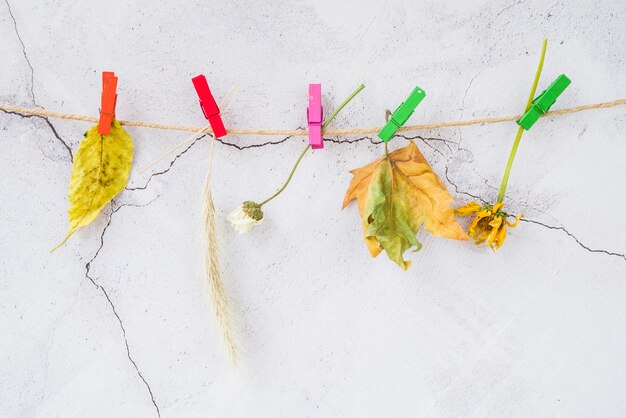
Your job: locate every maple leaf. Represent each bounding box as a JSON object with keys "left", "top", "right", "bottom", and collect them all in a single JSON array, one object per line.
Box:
[
  {"left": 52, "top": 120, "right": 133, "bottom": 251},
  {"left": 343, "top": 141, "right": 467, "bottom": 269}
]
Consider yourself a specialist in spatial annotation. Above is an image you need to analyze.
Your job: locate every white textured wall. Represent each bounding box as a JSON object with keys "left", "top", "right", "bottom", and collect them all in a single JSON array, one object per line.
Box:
[{"left": 1, "top": 0, "right": 625, "bottom": 416}]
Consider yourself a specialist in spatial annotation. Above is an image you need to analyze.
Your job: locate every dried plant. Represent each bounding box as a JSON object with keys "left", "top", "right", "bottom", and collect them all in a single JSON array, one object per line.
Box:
[{"left": 203, "top": 138, "right": 238, "bottom": 365}]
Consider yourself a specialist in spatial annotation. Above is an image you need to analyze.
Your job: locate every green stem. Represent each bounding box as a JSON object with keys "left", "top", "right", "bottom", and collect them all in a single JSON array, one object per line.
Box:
[
  {"left": 384, "top": 109, "right": 390, "bottom": 156},
  {"left": 258, "top": 144, "right": 310, "bottom": 206},
  {"left": 322, "top": 84, "right": 366, "bottom": 130},
  {"left": 258, "top": 83, "right": 366, "bottom": 207},
  {"left": 496, "top": 39, "right": 548, "bottom": 203}
]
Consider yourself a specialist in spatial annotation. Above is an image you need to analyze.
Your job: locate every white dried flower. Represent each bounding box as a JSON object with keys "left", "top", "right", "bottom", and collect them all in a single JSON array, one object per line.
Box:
[{"left": 227, "top": 201, "right": 264, "bottom": 234}]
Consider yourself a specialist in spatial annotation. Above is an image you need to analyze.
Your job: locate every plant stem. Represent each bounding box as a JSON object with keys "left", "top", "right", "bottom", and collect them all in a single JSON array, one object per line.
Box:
[
  {"left": 258, "top": 144, "right": 310, "bottom": 206},
  {"left": 258, "top": 83, "right": 366, "bottom": 207},
  {"left": 322, "top": 84, "right": 366, "bottom": 130},
  {"left": 384, "top": 109, "right": 390, "bottom": 156},
  {"left": 496, "top": 39, "right": 548, "bottom": 203}
]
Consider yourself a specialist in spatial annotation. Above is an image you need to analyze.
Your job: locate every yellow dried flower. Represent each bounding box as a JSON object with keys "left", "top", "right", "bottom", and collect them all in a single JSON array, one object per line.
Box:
[{"left": 455, "top": 201, "right": 522, "bottom": 250}]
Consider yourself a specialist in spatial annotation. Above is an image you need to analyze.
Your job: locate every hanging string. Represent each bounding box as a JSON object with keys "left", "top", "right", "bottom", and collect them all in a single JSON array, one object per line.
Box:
[{"left": 1, "top": 98, "right": 624, "bottom": 137}]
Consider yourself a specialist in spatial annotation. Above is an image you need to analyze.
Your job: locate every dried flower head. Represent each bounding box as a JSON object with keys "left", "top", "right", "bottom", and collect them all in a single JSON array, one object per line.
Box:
[
  {"left": 456, "top": 201, "right": 522, "bottom": 250},
  {"left": 227, "top": 201, "right": 264, "bottom": 234}
]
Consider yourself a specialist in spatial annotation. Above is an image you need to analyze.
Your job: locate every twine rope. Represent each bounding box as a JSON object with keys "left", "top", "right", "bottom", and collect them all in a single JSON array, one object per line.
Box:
[{"left": 1, "top": 98, "right": 625, "bottom": 137}]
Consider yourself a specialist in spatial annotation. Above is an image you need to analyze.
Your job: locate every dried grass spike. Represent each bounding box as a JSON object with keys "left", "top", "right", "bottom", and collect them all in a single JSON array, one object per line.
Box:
[{"left": 203, "top": 173, "right": 238, "bottom": 364}]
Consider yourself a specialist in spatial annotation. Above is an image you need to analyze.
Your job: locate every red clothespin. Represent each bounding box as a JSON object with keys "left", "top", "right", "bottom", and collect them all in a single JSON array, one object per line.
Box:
[
  {"left": 98, "top": 71, "right": 118, "bottom": 135},
  {"left": 191, "top": 75, "right": 227, "bottom": 138},
  {"left": 307, "top": 84, "right": 323, "bottom": 149}
]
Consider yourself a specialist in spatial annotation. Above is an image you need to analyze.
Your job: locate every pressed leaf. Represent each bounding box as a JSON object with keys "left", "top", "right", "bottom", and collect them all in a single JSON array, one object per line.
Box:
[
  {"left": 343, "top": 141, "right": 467, "bottom": 269},
  {"left": 52, "top": 120, "right": 133, "bottom": 251}
]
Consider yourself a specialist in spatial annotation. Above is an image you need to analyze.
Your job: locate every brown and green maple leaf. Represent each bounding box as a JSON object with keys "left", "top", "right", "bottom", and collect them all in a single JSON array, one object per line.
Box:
[{"left": 343, "top": 141, "right": 467, "bottom": 269}]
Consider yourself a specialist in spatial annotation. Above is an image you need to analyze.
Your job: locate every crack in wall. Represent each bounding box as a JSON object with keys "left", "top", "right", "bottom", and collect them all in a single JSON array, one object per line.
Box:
[
  {"left": 326, "top": 135, "right": 378, "bottom": 145},
  {"left": 0, "top": 109, "right": 74, "bottom": 161},
  {"left": 40, "top": 280, "right": 84, "bottom": 407},
  {"left": 460, "top": 73, "right": 479, "bottom": 118},
  {"left": 216, "top": 127, "right": 303, "bottom": 150},
  {"left": 3, "top": 1, "right": 73, "bottom": 162},
  {"left": 218, "top": 133, "right": 295, "bottom": 150},
  {"left": 127, "top": 135, "right": 207, "bottom": 191},
  {"left": 83, "top": 199, "right": 161, "bottom": 418},
  {"left": 323, "top": 133, "right": 462, "bottom": 148},
  {"left": 521, "top": 218, "right": 626, "bottom": 262},
  {"left": 42, "top": 116, "right": 73, "bottom": 160},
  {"left": 495, "top": 0, "right": 522, "bottom": 19},
  {"left": 444, "top": 166, "right": 485, "bottom": 202},
  {"left": 5, "top": 0, "right": 35, "bottom": 103}
]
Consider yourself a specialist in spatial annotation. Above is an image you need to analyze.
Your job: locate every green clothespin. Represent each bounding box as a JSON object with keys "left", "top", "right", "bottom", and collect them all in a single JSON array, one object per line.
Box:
[
  {"left": 517, "top": 74, "right": 571, "bottom": 130},
  {"left": 378, "top": 86, "right": 426, "bottom": 142}
]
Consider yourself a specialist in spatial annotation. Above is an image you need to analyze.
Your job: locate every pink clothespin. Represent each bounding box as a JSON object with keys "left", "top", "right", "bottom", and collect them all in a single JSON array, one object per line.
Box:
[
  {"left": 307, "top": 84, "right": 323, "bottom": 149},
  {"left": 191, "top": 75, "right": 227, "bottom": 138}
]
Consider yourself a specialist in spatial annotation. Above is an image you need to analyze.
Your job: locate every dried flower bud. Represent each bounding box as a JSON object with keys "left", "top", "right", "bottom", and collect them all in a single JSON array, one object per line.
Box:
[{"left": 227, "top": 201, "right": 264, "bottom": 234}]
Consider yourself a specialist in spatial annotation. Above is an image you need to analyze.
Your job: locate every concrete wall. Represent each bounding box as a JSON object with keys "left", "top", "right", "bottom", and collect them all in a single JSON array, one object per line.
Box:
[{"left": 1, "top": 0, "right": 625, "bottom": 416}]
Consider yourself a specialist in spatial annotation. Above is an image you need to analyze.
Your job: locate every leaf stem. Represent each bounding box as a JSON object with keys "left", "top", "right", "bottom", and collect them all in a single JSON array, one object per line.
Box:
[
  {"left": 496, "top": 39, "right": 547, "bottom": 203},
  {"left": 384, "top": 109, "right": 391, "bottom": 157},
  {"left": 258, "top": 83, "right": 365, "bottom": 207}
]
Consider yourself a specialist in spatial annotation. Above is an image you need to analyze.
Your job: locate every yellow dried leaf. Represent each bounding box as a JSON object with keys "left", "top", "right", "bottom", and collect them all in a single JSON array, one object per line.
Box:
[
  {"left": 343, "top": 141, "right": 467, "bottom": 269},
  {"left": 52, "top": 120, "right": 133, "bottom": 251}
]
